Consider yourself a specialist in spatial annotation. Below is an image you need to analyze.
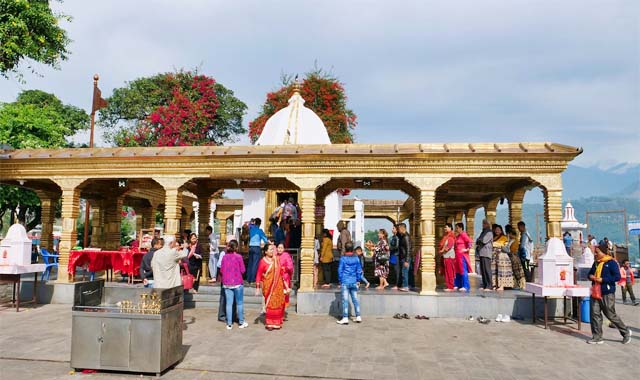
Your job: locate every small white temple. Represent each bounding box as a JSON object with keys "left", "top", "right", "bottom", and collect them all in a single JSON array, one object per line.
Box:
[{"left": 561, "top": 202, "right": 587, "bottom": 241}]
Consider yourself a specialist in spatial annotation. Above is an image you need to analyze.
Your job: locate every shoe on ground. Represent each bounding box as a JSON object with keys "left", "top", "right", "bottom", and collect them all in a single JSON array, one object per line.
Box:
[
  {"left": 336, "top": 317, "right": 349, "bottom": 325},
  {"left": 226, "top": 325, "right": 232, "bottom": 330},
  {"left": 496, "top": 314, "right": 503, "bottom": 322},
  {"left": 633, "top": 302, "right": 640, "bottom": 306},
  {"left": 354, "top": 316, "right": 362, "bottom": 323},
  {"left": 586, "top": 338, "right": 604, "bottom": 344},
  {"left": 239, "top": 322, "right": 249, "bottom": 329},
  {"left": 501, "top": 315, "right": 511, "bottom": 322},
  {"left": 622, "top": 330, "right": 632, "bottom": 344}
]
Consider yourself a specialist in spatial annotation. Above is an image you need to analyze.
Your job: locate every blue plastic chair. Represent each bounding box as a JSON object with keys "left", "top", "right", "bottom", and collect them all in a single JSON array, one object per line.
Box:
[{"left": 40, "top": 248, "right": 59, "bottom": 281}]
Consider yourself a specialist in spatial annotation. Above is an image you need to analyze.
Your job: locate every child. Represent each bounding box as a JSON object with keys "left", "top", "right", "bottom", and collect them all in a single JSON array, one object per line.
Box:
[
  {"left": 354, "top": 246, "right": 370, "bottom": 289},
  {"left": 337, "top": 242, "right": 363, "bottom": 325}
]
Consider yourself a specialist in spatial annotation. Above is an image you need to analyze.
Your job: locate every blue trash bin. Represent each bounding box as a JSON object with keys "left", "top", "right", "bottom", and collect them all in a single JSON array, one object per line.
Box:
[{"left": 581, "top": 297, "right": 590, "bottom": 323}]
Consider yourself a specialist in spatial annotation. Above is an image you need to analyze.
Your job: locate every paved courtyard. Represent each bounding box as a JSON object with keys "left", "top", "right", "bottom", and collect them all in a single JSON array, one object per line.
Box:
[{"left": 0, "top": 287, "right": 638, "bottom": 380}]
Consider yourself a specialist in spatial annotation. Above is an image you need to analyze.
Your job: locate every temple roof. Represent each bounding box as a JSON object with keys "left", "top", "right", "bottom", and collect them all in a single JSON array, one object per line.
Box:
[
  {"left": 0, "top": 142, "right": 582, "bottom": 160},
  {"left": 255, "top": 87, "right": 331, "bottom": 145}
]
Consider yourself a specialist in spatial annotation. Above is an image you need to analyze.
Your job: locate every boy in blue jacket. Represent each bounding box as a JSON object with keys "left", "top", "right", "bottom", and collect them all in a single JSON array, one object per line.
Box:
[
  {"left": 337, "top": 242, "right": 363, "bottom": 325},
  {"left": 587, "top": 243, "right": 631, "bottom": 344}
]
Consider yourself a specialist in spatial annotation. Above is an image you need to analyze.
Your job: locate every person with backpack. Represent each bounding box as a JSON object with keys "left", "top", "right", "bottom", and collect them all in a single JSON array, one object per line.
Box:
[
  {"left": 337, "top": 242, "right": 363, "bottom": 325},
  {"left": 517, "top": 221, "right": 533, "bottom": 282}
]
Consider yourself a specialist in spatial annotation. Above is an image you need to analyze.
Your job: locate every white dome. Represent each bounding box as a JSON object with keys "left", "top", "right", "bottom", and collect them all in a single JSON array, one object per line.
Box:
[{"left": 255, "top": 90, "right": 331, "bottom": 145}]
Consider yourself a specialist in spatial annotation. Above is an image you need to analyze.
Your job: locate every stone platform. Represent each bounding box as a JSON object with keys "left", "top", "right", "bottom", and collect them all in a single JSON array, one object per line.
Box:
[
  {"left": 296, "top": 287, "right": 571, "bottom": 319},
  {"left": 5, "top": 276, "right": 578, "bottom": 320}
]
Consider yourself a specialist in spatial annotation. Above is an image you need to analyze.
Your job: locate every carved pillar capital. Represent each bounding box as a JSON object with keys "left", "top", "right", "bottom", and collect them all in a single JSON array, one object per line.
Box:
[{"left": 52, "top": 177, "right": 85, "bottom": 191}]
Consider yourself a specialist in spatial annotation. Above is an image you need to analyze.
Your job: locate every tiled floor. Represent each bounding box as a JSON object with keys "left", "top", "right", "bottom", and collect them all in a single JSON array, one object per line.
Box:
[{"left": 0, "top": 284, "right": 638, "bottom": 380}]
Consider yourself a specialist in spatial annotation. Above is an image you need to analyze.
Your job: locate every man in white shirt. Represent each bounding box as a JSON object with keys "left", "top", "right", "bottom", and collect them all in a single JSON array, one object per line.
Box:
[
  {"left": 206, "top": 225, "right": 220, "bottom": 283},
  {"left": 151, "top": 235, "right": 188, "bottom": 289}
]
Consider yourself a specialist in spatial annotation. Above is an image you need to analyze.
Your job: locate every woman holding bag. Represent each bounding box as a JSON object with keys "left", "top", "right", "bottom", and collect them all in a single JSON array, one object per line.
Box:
[
  {"left": 439, "top": 223, "right": 456, "bottom": 291},
  {"left": 587, "top": 243, "right": 631, "bottom": 344}
]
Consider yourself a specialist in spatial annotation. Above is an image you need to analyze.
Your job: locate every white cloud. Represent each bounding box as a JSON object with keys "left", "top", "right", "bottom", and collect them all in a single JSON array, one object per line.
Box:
[{"left": 0, "top": 0, "right": 637, "bottom": 165}]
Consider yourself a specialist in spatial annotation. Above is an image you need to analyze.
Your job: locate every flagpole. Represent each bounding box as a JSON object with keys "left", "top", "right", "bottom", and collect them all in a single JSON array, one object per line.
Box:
[
  {"left": 89, "top": 74, "right": 99, "bottom": 148},
  {"left": 83, "top": 74, "right": 99, "bottom": 248}
]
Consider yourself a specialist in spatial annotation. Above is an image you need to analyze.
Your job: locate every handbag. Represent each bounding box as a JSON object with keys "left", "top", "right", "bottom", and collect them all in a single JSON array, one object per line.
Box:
[
  {"left": 377, "top": 253, "right": 389, "bottom": 264},
  {"left": 590, "top": 282, "right": 602, "bottom": 300},
  {"left": 443, "top": 248, "right": 455, "bottom": 259},
  {"left": 181, "top": 262, "right": 194, "bottom": 291},
  {"left": 389, "top": 254, "right": 398, "bottom": 265}
]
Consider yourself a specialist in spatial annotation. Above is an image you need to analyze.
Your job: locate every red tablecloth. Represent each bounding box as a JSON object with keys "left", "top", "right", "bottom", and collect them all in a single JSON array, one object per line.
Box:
[{"left": 68, "top": 249, "right": 145, "bottom": 277}]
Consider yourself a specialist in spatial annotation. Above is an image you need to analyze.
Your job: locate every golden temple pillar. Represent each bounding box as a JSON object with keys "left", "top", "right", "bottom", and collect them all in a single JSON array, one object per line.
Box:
[
  {"left": 197, "top": 195, "right": 211, "bottom": 281},
  {"left": 103, "top": 196, "right": 124, "bottom": 250},
  {"left": 90, "top": 200, "right": 104, "bottom": 248},
  {"left": 34, "top": 190, "right": 59, "bottom": 252},
  {"left": 218, "top": 216, "right": 228, "bottom": 247},
  {"left": 466, "top": 207, "right": 477, "bottom": 271},
  {"left": 286, "top": 176, "right": 330, "bottom": 292},
  {"left": 155, "top": 177, "right": 190, "bottom": 238},
  {"left": 533, "top": 174, "right": 563, "bottom": 239},
  {"left": 484, "top": 198, "right": 499, "bottom": 225},
  {"left": 508, "top": 188, "right": 526, "bottom": 227},
  {"left": 434, "top": 201, "right": 447, "bottom": 286},
  {"left": 544, "top": 189, "right": 563, "bottom": 239},
  {"left": 144, "top": 204, "right": 157, "bottom": 230},
  {"left": 181, "top": 205, "right": 193, "bottom": 233},
  {"left": 164, "top": 190, "right": 183, "bottom": 238},
  {"left": 405, "top": 176, "right": 449, "bottom": 294},
  {"left": 52, "top": 178, "right": 84, "bottom": 283}
]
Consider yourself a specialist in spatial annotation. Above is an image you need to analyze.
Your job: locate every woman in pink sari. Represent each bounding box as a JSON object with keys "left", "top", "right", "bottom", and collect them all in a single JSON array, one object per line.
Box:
[
  {"left": 454, "top": 222, "right": 473, "bottom": 292},
  {"left": 256, "top": 244, "right": 286, "bottom": 330},
  {"left": 277, "top": 243, "right": 294, "bottom": 307}
]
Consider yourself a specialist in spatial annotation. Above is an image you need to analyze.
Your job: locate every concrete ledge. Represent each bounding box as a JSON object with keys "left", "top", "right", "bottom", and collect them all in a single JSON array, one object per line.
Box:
[{"left": 297, "top": 289, "right": 570, "bottom": 319}]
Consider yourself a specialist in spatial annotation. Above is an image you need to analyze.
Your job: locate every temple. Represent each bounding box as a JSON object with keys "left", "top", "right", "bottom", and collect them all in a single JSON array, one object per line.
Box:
[{"left": 0, "top": 86, "right": 582, "bottom": 296}]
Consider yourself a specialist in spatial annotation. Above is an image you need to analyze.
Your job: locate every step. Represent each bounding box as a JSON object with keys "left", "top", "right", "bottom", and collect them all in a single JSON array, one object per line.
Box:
[{"left": 183, "top": 285, "right": 297, "bottom": 309}]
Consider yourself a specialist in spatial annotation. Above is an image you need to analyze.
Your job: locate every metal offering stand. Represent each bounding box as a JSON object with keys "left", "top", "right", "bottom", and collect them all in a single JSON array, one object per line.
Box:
[{"left": 70, "top": 280, "right": 184, "bottom": 377}]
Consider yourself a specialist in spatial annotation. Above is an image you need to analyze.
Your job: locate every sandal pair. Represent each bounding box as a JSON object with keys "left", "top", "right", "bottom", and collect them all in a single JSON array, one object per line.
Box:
[
  {"left": 393, "top": 313, "right": 410, "bottom": 319},
  {"left": 415, "top": 315, "right": 430, "bottom": 320}
]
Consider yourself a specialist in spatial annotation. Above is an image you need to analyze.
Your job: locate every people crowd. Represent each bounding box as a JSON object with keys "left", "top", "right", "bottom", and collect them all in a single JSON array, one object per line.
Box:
[{"left": 141, "top": 213, "right": 636, "bottom": 339}]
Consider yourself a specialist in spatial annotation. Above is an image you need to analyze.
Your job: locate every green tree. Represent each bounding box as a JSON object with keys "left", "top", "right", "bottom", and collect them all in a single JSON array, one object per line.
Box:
[
  {"left": 0, "top": 89, "right": 88, "bottom": 232},
  {"left": 99, "top": 70, "right": 247, "bottom": 147},
  {"left": 0, "top": 0, "right": 72, "bottom": 79},
  {"left": 0, "top": 89, "right": 89, "bottom": 148}
]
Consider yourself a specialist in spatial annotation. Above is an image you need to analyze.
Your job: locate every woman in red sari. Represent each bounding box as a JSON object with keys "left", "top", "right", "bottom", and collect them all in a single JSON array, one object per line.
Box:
[{"left": 256, "top": 244, "right": 286, "bottom": 330}]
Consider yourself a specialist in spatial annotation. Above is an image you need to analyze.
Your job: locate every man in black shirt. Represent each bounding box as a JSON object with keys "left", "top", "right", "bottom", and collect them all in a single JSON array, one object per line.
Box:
[
  {"left": 140, "top": 237, "right": 163, "bottom": 287},
  {"left": 397, "top": 223, "right": 412, "bottom": 292}
]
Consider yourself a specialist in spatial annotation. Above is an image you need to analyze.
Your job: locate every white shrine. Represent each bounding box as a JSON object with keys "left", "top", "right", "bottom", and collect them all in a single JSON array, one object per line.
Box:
[
  {"left": 536, "top": 238, "right": 574, "bottom": 287},
  {"left": 0, "top": 223, "right": 32, "bottom": 266}
]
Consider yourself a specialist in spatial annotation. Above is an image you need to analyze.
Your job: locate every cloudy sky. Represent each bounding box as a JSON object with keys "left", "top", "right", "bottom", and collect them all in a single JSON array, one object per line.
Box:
[{"left": 1, "top": 0, "right": 638, "bottom": 167}]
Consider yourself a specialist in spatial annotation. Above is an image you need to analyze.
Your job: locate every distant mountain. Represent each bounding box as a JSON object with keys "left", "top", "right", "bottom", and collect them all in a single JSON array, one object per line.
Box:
[{"left": 562, "top": 163, "right": 639, "bottom": 200}]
